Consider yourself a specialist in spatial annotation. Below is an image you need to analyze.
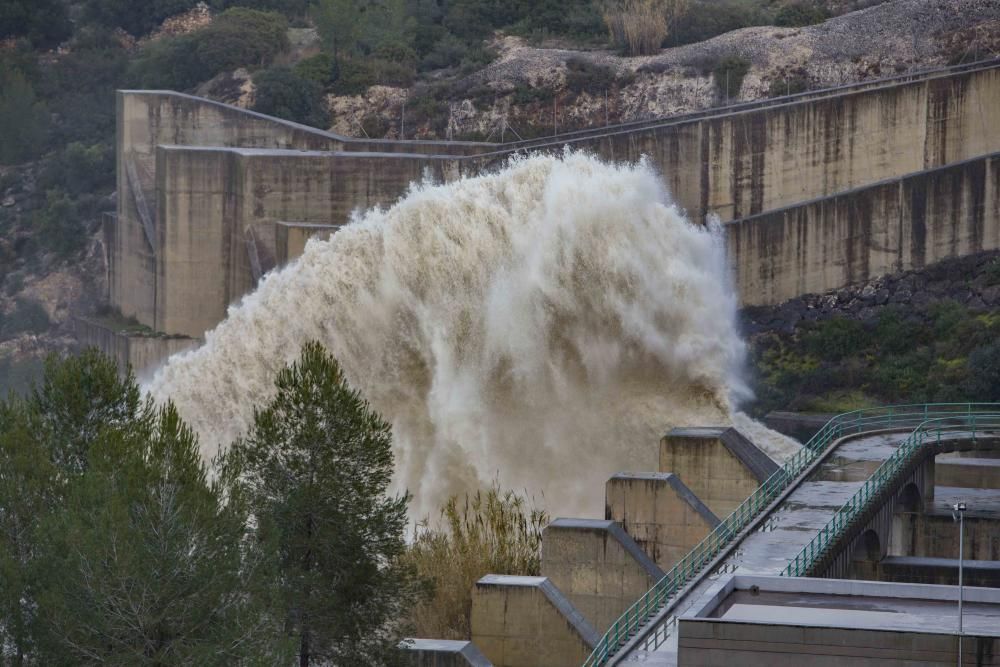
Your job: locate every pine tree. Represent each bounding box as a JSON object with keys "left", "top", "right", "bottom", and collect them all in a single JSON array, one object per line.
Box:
[
  {"left": 221, "top": 341, "right": 416, "bottom": 667},
  {"left": 34, "top": 403, "right": 285, "bottom": 666}
]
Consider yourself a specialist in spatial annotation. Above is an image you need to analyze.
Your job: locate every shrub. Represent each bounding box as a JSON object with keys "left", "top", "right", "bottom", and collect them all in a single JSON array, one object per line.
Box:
[
  {"left": 196, "top": 9, "right": 289, "bottom": 74},
  {"left": 34, "top": 189, "right": 86, "bottom": 256},
  {"left": 84, "top": 0, "right": 201, "bottom": 36},
  {"left": 294, "top": 52, "right": 340, "bottom": 88},
  {"left": 402, "top": 484, "right": 547, "bottom": 639},
  {"left": 40, "top": 143, "right": 114, "bottom": 197},
  {"left": 0, "top": 70, "right": 49, "bottom": 165},
  {"left": 667, "top": 0, "right": 763, "bottom": 46},
  {"left": 1, "top": 298, "right": 50, "bottom": 337},
  {"left": 0, "top": 0, "right": 72, "bottom": 48},
  {"left": 801, "top": 316, "right": 868, "bottom": 362},
  {"left": 129, "top": 33, "right": 212, "bottom": 90},
  {"left": 565, "top": 58, "right": 621, "bottom": 94},
  {"left": 252, "top": 66, "right": 329, "bottom": 127},
  {"left": 768, "top": 72, "right": 811, "bottom": 97},
  {"left": 773, "top": 1, "right": 829, "bottom": 27},
  {"left": 967, "top": 343, "right": 1000, "bottom": 401},
  {"left": 713, "top": 55, "right": 751, "bottom": 99},
  {"left": 419, "top": 33, "right": 470, "bottom": 71},
  {"left": 329, "top": 58, "right": 377, "bottom": 95}
]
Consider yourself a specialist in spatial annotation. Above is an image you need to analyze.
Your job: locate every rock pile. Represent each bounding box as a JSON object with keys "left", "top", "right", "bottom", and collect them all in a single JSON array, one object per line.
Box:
[{"left": 742, "top": 251, "right": 1000, "bottom": 336}]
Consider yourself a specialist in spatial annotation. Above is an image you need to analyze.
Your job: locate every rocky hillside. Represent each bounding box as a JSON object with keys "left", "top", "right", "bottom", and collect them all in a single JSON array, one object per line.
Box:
[{"left": 321, "top": 0, "right": 1000, "bottom": 140}]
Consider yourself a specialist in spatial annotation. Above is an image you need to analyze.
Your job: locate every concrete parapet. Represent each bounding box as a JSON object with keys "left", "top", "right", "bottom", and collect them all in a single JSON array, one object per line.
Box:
[
  {"left": 660, "top": 427, "right": 778, "bottom": 519},
  {"left": 852, "top": 555, "right": 1000, "bottom": 588},
  {"left": 935, "top": 457, "right": 1000, "bottom": 489},
  {"left": 73, "top": 317, "right": 199, "bottom": 378},
  {"left": 605, "top": 472, "right": 719, "bottom": 570},
  {"left": 470, "top": 575, "right": 598, "bottom": 667},
  {"left": 540, "top": 518, "right": 663, "bottom": 633},
  {"left": 399, "top": 639, "right": 492, "bottom": 667}
]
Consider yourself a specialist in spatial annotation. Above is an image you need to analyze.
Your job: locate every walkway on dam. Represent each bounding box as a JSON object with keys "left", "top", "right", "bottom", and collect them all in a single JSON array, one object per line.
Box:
[{"left": 613, "top": 429, "right": 992, "bottom": 666}]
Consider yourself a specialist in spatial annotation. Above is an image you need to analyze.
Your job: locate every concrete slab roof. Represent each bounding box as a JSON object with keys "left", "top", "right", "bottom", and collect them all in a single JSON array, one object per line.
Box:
[{"left": 686, "top": 574, "right": 1000, "bottom": 637}]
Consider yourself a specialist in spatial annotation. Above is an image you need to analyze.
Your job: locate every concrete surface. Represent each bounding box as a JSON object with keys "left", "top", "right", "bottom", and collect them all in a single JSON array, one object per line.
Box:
[
  {"left": 660, "top": 427, "right": 777, "bottom": 519},
  {"left": 73, "top": 317, "right": 199, "bottom": 378},
  {"left": 678, "top": 575, "right": 1000, "bottom": 666},
  {"left": 541, "top": 518, "right": 664, "bottom": 633},
  {"left": 605, "top": 472, "right": 719, "bottom": 570},
  {"left": 470, "top": 575, "right": 598, "bottom": 667},
  {"left": 399, "top": 639, "right": 493, "bottom": 666}
]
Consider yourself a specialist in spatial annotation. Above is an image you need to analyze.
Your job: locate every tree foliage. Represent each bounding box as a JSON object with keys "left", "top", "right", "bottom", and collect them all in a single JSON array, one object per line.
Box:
[
  {"left": 252, "top": 66, "right": 330, "bottom": 127},
  {"left": 0, "top": 0, "right": 71, "bottom": 47},
  {"left": 0, "top": 70, "right": 49, "bottom": 165},
  {"left": 220, "top": 341, "right": 417, "bottom": 666}
]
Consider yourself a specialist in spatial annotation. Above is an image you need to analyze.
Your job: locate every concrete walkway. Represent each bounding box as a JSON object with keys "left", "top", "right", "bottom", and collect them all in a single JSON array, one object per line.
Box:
[{"left": 615, "top": 432, "right": 917, "bottom": 666}]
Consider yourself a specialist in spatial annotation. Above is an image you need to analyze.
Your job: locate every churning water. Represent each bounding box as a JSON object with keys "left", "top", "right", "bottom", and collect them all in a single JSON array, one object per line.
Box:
[{"left": 147, "top": 151, "right": 797, "bottom": 519}]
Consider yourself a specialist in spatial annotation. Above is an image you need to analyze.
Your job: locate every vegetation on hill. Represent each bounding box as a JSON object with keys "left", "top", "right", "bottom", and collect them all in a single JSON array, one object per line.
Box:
[{"left": 746, "top": 256, "right": 1000, "bottom": 415}]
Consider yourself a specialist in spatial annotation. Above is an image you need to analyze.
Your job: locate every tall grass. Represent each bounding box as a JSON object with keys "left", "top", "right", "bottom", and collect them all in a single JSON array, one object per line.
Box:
[
  {"left": 602, "top": 0, "right": 688, "bottom": 56},
  {"left": 402, "top": 483, "right": 548, "bottom": 639}
]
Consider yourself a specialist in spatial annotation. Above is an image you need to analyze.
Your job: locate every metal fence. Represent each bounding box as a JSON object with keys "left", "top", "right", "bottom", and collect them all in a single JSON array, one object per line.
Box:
[
  {"left": 582, "top": 403, "right": 1000, "bottom": 667},
  {"left": 783, "top": 410, "right": 1000, "bottom": 578}
]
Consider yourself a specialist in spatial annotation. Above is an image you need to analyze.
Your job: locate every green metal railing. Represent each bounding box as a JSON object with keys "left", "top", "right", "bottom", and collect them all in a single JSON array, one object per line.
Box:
[
  {"left": 582, "top": 403, "right": 1000, "bottom": 667},
  {"left": 783, "top": 410, "right": 1000, "bottom": 578}
]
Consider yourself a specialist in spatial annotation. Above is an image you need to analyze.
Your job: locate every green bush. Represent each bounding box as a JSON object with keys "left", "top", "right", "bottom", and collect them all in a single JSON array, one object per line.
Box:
[
  {"left": 33, "top": 189, "right": 85, "bottom": 256},
  {"left": 1, "top": 298, "right": 50, "bottom": 337},
  {"left": 195, "top": 8, "right": 289, "bottom": 73},
  {"left": 967, "top": 343, "right": 1000, "bottom": 401},
  {"left": 667, "top": 0, "right": 764, "bottom": 46},
  {"left": 419, "top": 33, "right": 470, "bottom": 71},
  {"left": 713, "top": 55, "right": 751, "bottom": 99},
  {"left": 565, "top": 58, "right": 623, "bottom": 94},
  {"left": 84, "top": 0, "right": 201, "bottom": 36},
  {"left": 773, "top": 1, "right": 828, "bottom": 27},
  {"left": 252, "top": 66, "right": 329, "bottom": 127},
  {"left": 768, "top": 72, "right": 811, "bottom": 97},
  {"left": 801, "top": 316, "right": 869, "bottom": 362},
  {"left": 129, "top": 33, "right": 212, "bottom": 90},
  {"left": 294, "top": 52, "right": 340, "bottom": 88},
  {"left": 131, "top": 8, "right": 288, "bottom": 91},
  {"left": 0, "top": 0, "right": 72, "bottom": 48},
  {"left": 0, "top": 70, "right": 49, "bottom": 165},
  {"left": 329, "top": 58, "right": 377, "bottom": 95},
  {"left": 40, "top": 143, "right": 114, "bottom": 197}
]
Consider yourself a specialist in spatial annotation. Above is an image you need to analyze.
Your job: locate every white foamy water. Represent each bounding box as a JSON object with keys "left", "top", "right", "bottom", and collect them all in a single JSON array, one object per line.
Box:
[{"left": 147, "top": 152, "right": 795, "bottom": 518}]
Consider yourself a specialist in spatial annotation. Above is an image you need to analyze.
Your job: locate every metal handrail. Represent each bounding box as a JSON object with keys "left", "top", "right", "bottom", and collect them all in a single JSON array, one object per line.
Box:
[
  {"left": 782, "top": 412, "right": 1000, "bottom": 578},
  {"left": 581, "top": 403, "right": 1000, "bottom": 666}
]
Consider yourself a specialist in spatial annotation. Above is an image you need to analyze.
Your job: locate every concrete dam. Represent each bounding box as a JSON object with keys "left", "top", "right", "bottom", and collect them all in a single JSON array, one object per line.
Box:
[
  {"left": 94, "top": 57, "right": 1000, "bottom": 354},
  {"left": 82, "top": 56, "right": 1000, "bottom": 667}
]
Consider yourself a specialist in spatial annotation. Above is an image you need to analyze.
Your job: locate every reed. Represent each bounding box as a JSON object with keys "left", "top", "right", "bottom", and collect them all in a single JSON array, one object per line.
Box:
[
  {"left": 403, "top": 482, "right": 548, "bottom": 639},
  {"left": 602, "top": 0, "right": 687, "bottom": 56}
]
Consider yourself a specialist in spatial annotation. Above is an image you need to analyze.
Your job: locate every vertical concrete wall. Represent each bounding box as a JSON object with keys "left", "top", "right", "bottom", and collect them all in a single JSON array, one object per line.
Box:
[
  {"left": 730, "top": 153, "right": 1000, "bottom": 306},
  {"left": 73, "top": 317, "right": 199, "bottom": 376},
  {"left": 470, "top": 575, "right": 597, "bottom": 667},
  {"left": 400, "top": 639, "right": 493, "bottom": 667},
  {"left": 660, "top": 428, "right": 775, "bottom": 519},
  {"left": 109, "top": 62, "right": 1000, "bottom": 338},
  {"left": 605, "top": 473, "right": 719, "bottom": 570},
  {"left": 540, "top": 519, "right": 663, "bottom": 633},
  {"left": 678, "top": 618, "right": 998, "bottom": 666}
]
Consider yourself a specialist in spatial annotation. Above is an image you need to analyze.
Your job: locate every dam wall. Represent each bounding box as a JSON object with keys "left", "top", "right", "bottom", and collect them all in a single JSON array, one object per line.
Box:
[
  {"left": 730, "top": 152, "right": 1000, "bottom": 306},
  {"left": 106, "top": 60, "right": 1000, "bottom": 352}
]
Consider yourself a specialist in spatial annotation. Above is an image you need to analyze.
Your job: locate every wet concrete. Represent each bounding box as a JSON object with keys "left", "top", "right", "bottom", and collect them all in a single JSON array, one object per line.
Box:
[{"left": 616, "top": 431, "right": 1000, "bottom": 666}]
